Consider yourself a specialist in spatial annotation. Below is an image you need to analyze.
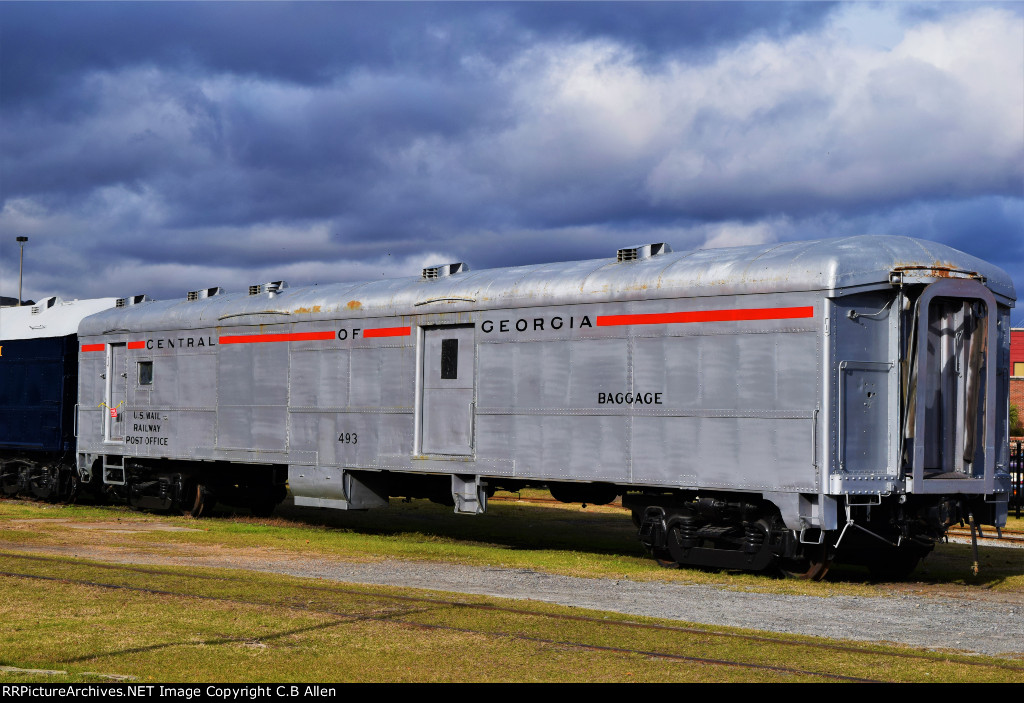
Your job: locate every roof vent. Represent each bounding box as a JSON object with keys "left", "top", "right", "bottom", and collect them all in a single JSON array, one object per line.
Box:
[
  {"left": 186, "top": 287, "right": 222, "bottom": 302},
  {"left": 617, "top": 242, "right": 672, "bottom": 262},
  {"left": 115, "top": 294, "right": 150, "bottom": 308},
  {"left": 30, "top": 296, "right": 61, "bottom": 314},
  {"left": 248, "top": 280, "right": 289, "bottom": 296},
  {"left": 422, "top": 262, "right": 469, "bottom": 280}
]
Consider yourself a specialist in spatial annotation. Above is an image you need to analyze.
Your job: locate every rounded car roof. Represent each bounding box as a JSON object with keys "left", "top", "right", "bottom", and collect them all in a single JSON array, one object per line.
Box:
[{"left": 79, "top": 235, "right": 1015, "bottom": 335}]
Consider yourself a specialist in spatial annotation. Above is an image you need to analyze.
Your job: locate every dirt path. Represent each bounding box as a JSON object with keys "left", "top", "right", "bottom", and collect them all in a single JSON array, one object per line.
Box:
[{"left": 4, "top": 532, "right": 1023, "bottom": 659}]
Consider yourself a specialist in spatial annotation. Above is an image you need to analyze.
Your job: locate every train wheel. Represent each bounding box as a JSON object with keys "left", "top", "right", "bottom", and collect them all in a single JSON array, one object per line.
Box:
[
  {"left": 56, "top": 469, "right": 79, "bottom": 503},
  {"left": 182, "top": 481, "right": 214, "bottom": 518},
  {"left": 0, "top": 465, "right": 21, "bottom": 496}
]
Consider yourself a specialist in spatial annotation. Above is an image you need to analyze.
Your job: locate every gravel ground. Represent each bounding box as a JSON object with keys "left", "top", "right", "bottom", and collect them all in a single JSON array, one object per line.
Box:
[
  {"left": 220, "top": 554, "right": 1024, "bottom": 658},
  {"left": 13, "top": 539, "right": 1023, "bottom": 659}
]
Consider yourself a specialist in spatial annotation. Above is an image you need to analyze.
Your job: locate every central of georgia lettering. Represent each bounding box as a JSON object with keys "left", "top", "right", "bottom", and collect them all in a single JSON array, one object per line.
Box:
[
  {"left": 481, "top": 315, "right": 592, "bottom": 333},
  {"left": 147, "top": 336, "right": 217, "bottom": 350}
]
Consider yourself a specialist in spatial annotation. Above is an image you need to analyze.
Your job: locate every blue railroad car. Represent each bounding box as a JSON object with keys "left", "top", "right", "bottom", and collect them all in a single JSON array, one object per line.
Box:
[{"left": 0, "top": 297, "right": 117, "bottom": 498}]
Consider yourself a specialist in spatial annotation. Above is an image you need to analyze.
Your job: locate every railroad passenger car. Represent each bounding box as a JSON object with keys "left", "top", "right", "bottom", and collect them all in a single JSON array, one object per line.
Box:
[
  {"left": 74, "top": 236, "right": 1015, "bottom": 577},
  {"left": 0, "top": 297, "right": 118, "bottom": 499}
]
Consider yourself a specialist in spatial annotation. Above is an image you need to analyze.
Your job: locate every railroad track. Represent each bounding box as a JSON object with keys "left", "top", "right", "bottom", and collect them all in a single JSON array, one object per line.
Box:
[
  {"left": 947, "top": 527, "right": 1024, "bottom": 545},
  {"left": 492, "top": 495, "right": 1024, "bottom": 546},
  {"left": 3, "top": 551, "right": 1023, "bottom": 680}
]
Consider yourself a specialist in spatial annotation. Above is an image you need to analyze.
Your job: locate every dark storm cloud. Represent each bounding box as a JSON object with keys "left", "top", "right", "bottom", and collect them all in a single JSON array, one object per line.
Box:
[
  {"left": 0, "top": 3, "right": 433, "bottom": 102},
  {"left": 500, "top": 2, "right": 837, "bottom": 60},
  {"left": 0, "top": 2, "right": 1020, "bottom": 311},
  {"left": 0, "top": 2, "right": 834, "bottom": 103},
  {"left": 0, "top": 1, "right": 835, "bottom": 217},
  {"left": 1, "top": 63, "right": 503, "bottom": 225},
  {"left": 6, "top": 2, "right": 1014, "bottom": 228}
]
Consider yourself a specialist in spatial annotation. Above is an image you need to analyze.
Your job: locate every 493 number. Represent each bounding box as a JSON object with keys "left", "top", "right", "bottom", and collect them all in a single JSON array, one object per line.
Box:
[{"left": 338, "top": 432, "right": 358, "bottom": 444}]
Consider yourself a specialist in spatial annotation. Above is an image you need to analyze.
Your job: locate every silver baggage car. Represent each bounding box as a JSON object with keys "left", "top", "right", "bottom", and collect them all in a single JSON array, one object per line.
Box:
[{"left": 76, "top": 235, "right": 1015, "bottom": 577}]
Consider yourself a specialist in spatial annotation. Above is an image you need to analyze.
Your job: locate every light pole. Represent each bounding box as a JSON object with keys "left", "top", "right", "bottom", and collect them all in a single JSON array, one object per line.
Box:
[{"left": 17, "top": 236, "right": 28, "bottom": 306}]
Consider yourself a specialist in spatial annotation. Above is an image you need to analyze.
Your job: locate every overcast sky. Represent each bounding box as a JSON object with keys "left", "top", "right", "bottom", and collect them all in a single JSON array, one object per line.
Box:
[{"left": 1, "top": 2, "right": 1021, "bottom": 322}]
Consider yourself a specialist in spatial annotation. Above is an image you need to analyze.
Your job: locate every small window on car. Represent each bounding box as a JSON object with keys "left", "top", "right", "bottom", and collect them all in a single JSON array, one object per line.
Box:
[
  {"left": 138, "top": 361, "right": 153, "bottom": 386},
  {"left": 441, "top": 339, "right": 458, "bottom": 379}
]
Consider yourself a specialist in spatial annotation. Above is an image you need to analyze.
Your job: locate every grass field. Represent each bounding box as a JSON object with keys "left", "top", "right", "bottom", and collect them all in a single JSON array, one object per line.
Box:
[
  {"left": 0, "top": 496, "right": 1022, "bottom": 682},
  {"left": 1, "top": 493, "right": 1022, "bottom": 595},
  {"left": 1, "top": 551, "right": 1022, "bottom": 683}
]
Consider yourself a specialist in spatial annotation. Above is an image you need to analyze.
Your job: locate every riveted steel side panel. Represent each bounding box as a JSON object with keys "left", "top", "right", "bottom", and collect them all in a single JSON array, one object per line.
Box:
[
  {"left": 630, "top": 330, "right": 818, "bottom": 490},
  {"left": 838, "top": 361, "right": 891, "bottom": 474},
  {"left": 827, "top": 291, "right": 901, "bottom": 495},
  {"left": 289, "top": 332, "right": 415, "bottom": 473},
  {"left": 291, "top": 349, "right": 350, "bottom": 408},
  {"left": 217, "top": 340, "right": 288, "bottom": 451},
  {"left": 289, "top": 348, "right": 346, "bottom": 464},
  {"left": 473, "top": 295, "right": 819, "bottom": 489},
  {"left": 476, "top": 336, "right": 631, "bottom": 481},
  {"left": 351, "top": 346, "right": 414, "bottom": 408},
  {"left": 147, "top": 352, "right": 217, "bottom": 408},
  {"left": 120, "top": 350, "right": 219, "bottom": 457}
]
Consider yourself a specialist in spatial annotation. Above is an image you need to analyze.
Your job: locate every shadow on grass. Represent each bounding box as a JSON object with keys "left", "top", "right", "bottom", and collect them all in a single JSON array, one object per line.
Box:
[
  {"left": 33, "top": 494, "right": 1023, "bottom": 589},
  {"left": 799, "top": 541, "right": 1023, "bottom": 589},
  {"left": 222, "top": 495, "right": 648, "bottom": 558},
  {"left": 219, "top": 498, "right": 1023, "bottom": 588}
]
